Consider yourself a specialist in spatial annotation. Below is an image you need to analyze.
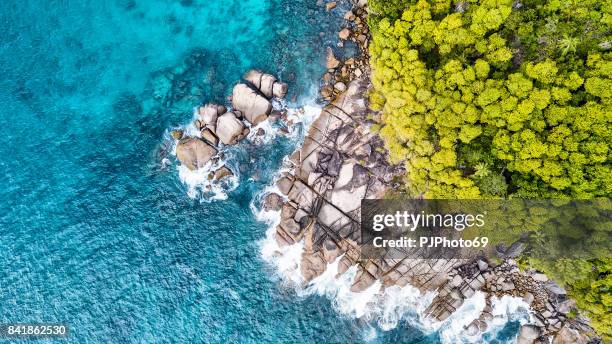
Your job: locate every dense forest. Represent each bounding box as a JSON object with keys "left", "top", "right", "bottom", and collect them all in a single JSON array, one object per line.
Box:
[{"left": 367, "top": 0, "right": 610, "bottom": 339}]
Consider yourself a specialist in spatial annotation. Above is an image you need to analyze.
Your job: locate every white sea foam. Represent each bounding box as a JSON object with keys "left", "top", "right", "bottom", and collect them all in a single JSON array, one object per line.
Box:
[
  {"left": 170, "top": 101, "right": 321, "bottom": 201},
  {"left": 247, "top": 103, "right": 321, "bottom": 145},
  {"left": 176, "top": 158, "right": 239, "bottom": 201},
  {"left": 483, "top": 295, "right": 531, "bottom": 343},
  {"left": 435, "top": 292, "right": 487, "bottom": 343}
]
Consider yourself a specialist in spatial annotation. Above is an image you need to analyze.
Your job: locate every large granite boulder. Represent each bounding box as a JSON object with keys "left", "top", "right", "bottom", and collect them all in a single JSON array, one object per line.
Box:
[
  {"left": 216, "top": 112, "right": 246, "bottom": 145},
  {"left": 198, "top": 103, "right": 226, "bottom": 130},
  {"left": 176, "top": 138, "right": 217, "bottom": 170},
  {"left": 231, "top": 83, "right": 272, "bottom": 125},
  {"left": 244, "top": 70, "right": 288, "bottom": 98}
]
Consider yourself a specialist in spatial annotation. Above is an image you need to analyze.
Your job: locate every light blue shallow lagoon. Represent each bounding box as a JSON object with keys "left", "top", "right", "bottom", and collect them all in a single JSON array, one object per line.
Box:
[{"left": 0, "top": 1, "right": 521, "bottom": 343}]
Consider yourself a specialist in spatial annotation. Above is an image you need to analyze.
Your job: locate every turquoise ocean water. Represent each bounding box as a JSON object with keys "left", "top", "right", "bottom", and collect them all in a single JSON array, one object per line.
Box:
[{"left": 0, "top": 1, "right": 521, "bottom": 342}]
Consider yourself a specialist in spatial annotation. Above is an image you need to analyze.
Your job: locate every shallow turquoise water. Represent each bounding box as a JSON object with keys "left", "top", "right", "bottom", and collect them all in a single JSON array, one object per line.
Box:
[{"left": 0, "top": 1, "right": 520, "bottom": 343}]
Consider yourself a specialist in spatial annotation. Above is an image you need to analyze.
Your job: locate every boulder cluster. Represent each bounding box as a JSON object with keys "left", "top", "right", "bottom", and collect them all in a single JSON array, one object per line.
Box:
[
  {"left": 172, "top": 70, "right": 288, "bottom": 179},
  {"left": 425, "top": 259, "right": 597, "bottom": 343},
  {"left": 320, "top": 0, "right": 370, "bottom": 101}
]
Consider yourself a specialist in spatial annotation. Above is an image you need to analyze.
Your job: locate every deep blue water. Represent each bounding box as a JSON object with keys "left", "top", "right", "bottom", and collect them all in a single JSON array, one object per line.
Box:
[{"left": 0, "top": 1, "right": 520, "bottom": 343}]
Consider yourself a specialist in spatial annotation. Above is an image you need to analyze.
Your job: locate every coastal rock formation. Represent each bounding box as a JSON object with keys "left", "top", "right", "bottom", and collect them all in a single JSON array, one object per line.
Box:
[
  {"left": 273, "top": 75, "right": 597, "bottom": 342},
  {"left": 517, "top": 325, "right": 540, "bottom": 344},
  {"left": 175, "top": 138, "right": 217, "bottom": 170},
  {"left": 216, "top": 112, "right": 246, "bottom": 145},
  {"left": 200, "top": 128, "right": 219, "bottom": 146},
  {"left": 320, "top": 4, "right": 371, "bottom": 102},
  {"left": 273, "top": 77, "right": 404, "bottom": 288},
  {"left": 231, "top": 83, "right": 272, "bottom": 125},
  {"left": 326, "top": 47, "right": 340, "bottom": 69},
  {"left": 170, "top": 129, "right": 184, "bottom": 140},
  {"left": 173, "top": 71, "right": 287, "bottom": 176}
]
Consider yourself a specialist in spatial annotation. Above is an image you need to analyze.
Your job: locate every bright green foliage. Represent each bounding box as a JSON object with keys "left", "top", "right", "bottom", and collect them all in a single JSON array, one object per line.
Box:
[
  {"left": 368, "top": 0, "right": 611, "bottom": 338},
  {"left": 369, "top": 0, "right": 611, "bottom": 199}
]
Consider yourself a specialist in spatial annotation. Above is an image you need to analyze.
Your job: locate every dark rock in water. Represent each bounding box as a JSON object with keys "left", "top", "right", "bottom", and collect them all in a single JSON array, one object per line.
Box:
[
  {"left": 231, "top": 83, "right": 272, "bottom": 125},
  {"left": 176, "top": 137, "right": 217, "bottom": 170},
  {"left": 118, "top": 0, "right": 136, "bottom": 10},
  {"left": 170, "top": 129, "right": 184, "bottom": 140},
  {"left": 263, "top": 193, "right": 284, "bottom": 211},
  {"left": 256, "top": 128, "right": 266, "bottom": 136},
  {"left": 213, "top": 165, "right": 233, "bottom": 181},
  {"left": 113, "top": 92, "right": 142, "bottom": 116}
]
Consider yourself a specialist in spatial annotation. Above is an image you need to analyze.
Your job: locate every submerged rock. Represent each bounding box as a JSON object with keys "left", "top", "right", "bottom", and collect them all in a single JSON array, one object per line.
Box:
[
  {"left": 176, "top": 137, "right": 217, "bottom": 170},
  {"left": 216, "top": 112, "right": 246, "bottom": 145},
  {"left": 231, "top": 83, "right": 272, "bottom": 125},
  {"left": 213, "top": 165, "right": 233, "bottom": 181},
  {"left": 170, "top": 129, "right": 184, "bottom": 140},
  {"left": 263, "top": 193, "right": 283, "bottom": 211}
]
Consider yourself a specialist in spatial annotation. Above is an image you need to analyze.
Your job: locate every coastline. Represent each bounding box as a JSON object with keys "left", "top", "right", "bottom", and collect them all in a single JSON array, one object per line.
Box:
[
  {"left": 164, "top": 0, "right": 602, "bottom": 343},
  {"left": 259, "top": 1, "right": 601, "bottom": 343}
]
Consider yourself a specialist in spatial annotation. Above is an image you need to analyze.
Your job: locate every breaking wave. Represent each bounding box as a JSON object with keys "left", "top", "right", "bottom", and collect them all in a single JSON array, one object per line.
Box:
[
  {"left": 168, "top": 101, "right": 320, "bottom": 202},
  {"left": 254, "top": 184, "right": 530, "bottom": 344}
]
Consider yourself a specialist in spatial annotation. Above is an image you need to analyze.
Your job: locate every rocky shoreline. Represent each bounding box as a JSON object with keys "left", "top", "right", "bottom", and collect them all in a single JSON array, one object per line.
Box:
[
  {"left": 170, "top": 0, "right": 600, "bottom": 343},
  {"left": 264, "top": 1, "right": 600, "bottom": 343}
]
